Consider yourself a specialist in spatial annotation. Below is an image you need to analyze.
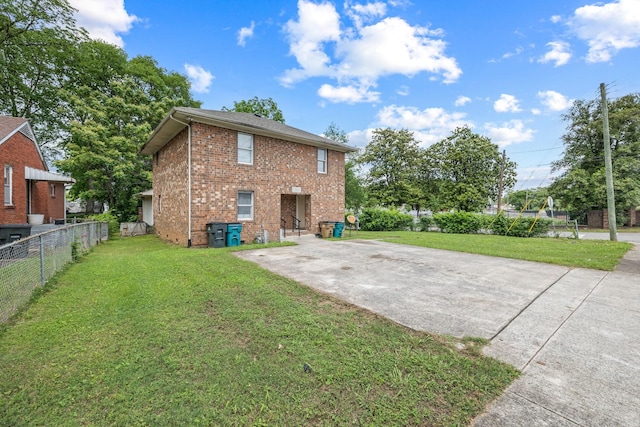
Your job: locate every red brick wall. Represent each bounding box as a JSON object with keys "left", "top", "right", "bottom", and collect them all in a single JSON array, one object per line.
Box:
[
  {"left": 151, "top": 128, "right": 190, "bottom": 245},
  {"left": 0, "top": 132, "right": 63, "bottom": 224},
  {"left": 153, "top": 122, "right": 346, "bottom": 246}
]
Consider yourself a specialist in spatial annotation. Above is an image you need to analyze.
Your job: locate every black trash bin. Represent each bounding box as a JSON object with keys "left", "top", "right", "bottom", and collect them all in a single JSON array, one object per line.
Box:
[
  {"left": 0, "top": 224, "right": 32, "bottom": 258},
  {"left": 206, "top": 222, "right": 226, "bottom": 248}
]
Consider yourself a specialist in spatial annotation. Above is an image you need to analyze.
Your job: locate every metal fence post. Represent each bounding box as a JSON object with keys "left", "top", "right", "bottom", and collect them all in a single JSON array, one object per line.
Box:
[{"left": 39, "top": 235, "right": 45, "bottom": 287}]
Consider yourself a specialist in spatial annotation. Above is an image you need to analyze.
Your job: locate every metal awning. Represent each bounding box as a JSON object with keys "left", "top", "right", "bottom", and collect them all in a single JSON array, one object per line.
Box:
[
  {"left": 134, "top": 189, "right": 153, "bottom": 198},
  {"left": 25, "top": 166, "right": 75, "bottom": 183}
]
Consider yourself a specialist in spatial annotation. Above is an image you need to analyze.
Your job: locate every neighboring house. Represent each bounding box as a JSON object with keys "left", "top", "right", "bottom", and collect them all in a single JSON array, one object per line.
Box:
[
  {"left": 140, "top": 107, "right": 356, "bottom": 247},
  {"left": 0, "top": 116, "right": 75, "bottom": 225}
]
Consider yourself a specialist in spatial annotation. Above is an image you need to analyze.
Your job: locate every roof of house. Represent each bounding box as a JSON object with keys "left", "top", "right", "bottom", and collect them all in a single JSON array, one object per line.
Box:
[
  {"left": 0, "top": 116, "right": 34, "bottom": 145},
  {"left": 140, "top": 107, "right": 358, "bottom": 155}
]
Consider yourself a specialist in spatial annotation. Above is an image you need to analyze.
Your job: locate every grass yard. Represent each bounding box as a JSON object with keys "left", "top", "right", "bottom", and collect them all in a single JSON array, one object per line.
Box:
[
  {"left": 341, "top": 230, "right": 632, "bottom": 271},
  {"left": 0, "top": 236, "right": 518, "bottom": 426}
]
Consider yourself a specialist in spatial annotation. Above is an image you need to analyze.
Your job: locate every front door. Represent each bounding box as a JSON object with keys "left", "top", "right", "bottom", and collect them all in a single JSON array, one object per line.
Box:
[{"left": 296, "top": 195, "right": 306, "bottom": 228}]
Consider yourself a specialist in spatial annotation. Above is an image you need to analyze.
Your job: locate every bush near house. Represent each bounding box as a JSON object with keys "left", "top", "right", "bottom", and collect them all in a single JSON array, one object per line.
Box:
[
  {"left": 428, "top": 212, "right": 552, "bottom": 237},
  {"left": 490, "top": 213, "right": 552, "bottom": 237},
  {"left": 358, "top": 208, "right": 414, "bottom": 231},
  {"left": 432, "top": 212, "right": 484, "bottom": 234},
  {"left": 418, "top": 215, "right": 432, "bottom": 231}
]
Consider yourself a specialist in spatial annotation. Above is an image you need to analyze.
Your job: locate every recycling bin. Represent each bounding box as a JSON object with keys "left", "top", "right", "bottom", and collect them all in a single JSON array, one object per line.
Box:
[
  {"left": 206, "top": 222, "right": 226, "bottom": 248},
  {"left": 333, "top": 222, "right": 345, "bottom": 238},
  {"left": 226, "top": 223, "right": 243, "bottom": 247}
]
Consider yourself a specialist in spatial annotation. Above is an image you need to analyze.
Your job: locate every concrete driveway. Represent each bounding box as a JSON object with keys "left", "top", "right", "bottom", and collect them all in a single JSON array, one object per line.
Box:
[{"left": 235, "top": 236, "right": 640, "bottom": 426}]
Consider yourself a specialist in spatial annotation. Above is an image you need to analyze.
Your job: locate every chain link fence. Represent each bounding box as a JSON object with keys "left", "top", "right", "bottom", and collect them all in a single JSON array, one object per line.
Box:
[{"left": 0, "top": 222, "right": 109, "bottom": 323}]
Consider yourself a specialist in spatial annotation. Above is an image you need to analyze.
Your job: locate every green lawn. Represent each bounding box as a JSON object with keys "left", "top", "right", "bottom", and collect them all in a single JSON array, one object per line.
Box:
[
  {"left": 341, "top": 230, "right": 632, "bottom": 271},
  {"left": 0, "top": 236, "right": 518, "bottom": 426}
]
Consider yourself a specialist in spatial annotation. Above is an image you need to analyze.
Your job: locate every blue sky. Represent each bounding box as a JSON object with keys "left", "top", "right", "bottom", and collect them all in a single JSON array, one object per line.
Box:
[{"left": 69, "top": 0, "right": 640, "bottom": 190}]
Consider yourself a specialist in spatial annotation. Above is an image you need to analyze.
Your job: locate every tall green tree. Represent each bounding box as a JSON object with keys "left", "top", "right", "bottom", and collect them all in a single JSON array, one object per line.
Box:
[
  {"left": 427, "top": 127, "right": 516, "bottom": 212},
  {"left": 549, "top": 93, "right": 640, "bottom": 223},
  {"left": 222, "top": 96, "right": 285, "bottom": 123},
  {"left": 323, "top": 123, "right": 366, "bottom": 211},
  {"left": 56, "top": 43, "right": 201, "bottom": 219},
  {"left": 0, "top": 0, "right": 85, "bottom": 159},
  {"left": 359, "top": 128, "right": 422, "bottom": 208}
]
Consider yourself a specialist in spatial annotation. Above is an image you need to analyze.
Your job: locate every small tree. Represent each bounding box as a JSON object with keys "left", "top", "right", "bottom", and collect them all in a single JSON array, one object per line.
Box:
[{"left": 222, "top": 96, "right": 285, "bottom": 123}]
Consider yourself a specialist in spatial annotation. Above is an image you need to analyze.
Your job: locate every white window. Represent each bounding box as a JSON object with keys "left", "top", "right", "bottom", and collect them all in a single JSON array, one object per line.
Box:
[
  {"left": 238, "top": 191, "right": 253, "bottom": 220},
  {"left": 317, "top": 148, "right": 327, "bottom": 173},
  {"left": 238, "top": 132, "right": 253, "bottom": 165},
  {"left": 4, "top": 165, "right": 12, "bottom": 206},
  {"left": 50, "top": 184, "right": 56, "bottom": 197}
]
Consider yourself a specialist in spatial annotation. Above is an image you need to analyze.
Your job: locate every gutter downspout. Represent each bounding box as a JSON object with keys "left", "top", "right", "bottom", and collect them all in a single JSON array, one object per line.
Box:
[{"left": 169, "top": 114, "right": 192, "bottom": 247}]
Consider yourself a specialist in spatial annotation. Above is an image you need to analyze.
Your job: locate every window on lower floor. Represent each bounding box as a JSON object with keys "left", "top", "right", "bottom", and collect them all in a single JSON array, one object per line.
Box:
[
  {"left": 238, "top": 191, "right": 254, "bottom": 220},
  {"left": 4, "top": 165, "right": 12, "bottom": 206},
  {"left": 317, "top": 148, "right": 327, "bottom": 173},
  {"left": 50, "top": 184, "right": 56, "bottom": 197}
]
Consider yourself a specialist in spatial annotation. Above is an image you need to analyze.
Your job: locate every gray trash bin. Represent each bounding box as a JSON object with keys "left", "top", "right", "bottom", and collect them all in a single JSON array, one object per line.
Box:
[{"left": 206, "top": 222, "right": 226, "bottom": 248}]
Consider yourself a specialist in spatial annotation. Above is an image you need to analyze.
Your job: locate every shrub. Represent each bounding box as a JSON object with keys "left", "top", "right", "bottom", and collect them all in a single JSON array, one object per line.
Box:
[
  {"left": 432, "top": 212, "right": 483, "bottom": 234},
  {"left": 488, "top": 213, "right": 552, "bottom": 237},
  {"left": 359, "top": 208, "right": 414, "bottom": 231},
  {"left": 89, "top": 211, "right": 119, "bottom": 236},
  {"left": 418, "top": 215, "right": 432, "bottom": 231}
]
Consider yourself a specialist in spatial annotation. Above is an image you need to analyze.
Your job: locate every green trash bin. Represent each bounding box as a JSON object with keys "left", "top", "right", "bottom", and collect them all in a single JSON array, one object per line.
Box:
[
  {"left": 226, "top": 223, "right": 242, "bottom": 247},
  {"left": 333, "top": 222, "right": 345, "bottom": 238}
]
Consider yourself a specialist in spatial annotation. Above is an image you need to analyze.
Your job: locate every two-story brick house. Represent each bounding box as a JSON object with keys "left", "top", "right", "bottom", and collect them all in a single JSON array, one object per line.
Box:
[
  {"left": 140, "top": 107, "right": 356, "bottom": 247},
  {"left": 0, "top": 117, "right": 75, "bottom": 225}
]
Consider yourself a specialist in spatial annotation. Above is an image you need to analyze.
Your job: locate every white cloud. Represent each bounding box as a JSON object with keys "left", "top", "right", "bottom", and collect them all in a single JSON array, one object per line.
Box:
[
  {"left": 537, "top": 90, "right": 574, "bottom": 111},
  {"left": 502, "top": 46, "right": 523, "bottom": 59},
  {"left": 69, "top": 0, "right": 138, "bottom": 47},
  {"left": 377, "top": 104, "right": 471, "bottom": 146},
  {"left": 494, "top": 94, "right": 522, "bottom": 113},
  {"left": 484, "top": 120, "right": 534, "bottom": 148},
  {"left": 454, "top": 96, "right": 471, "bottom": 107},
  {"left": 346, "top": 1, "right": 387, "bottom": 28},
  {"left": 238, "top": 21, "right": 255, "bottom": 46},
  {"left": 282, "top": 0, "right": 461, "bottom": 102},
  {"left": 569, "top": 0, "right": 640, "bottom": 62},
  {"left": 317, "top": 83, "right": 380, "bottom": 103},
  {"left": 531, "top": 108, "right": 542, "bottom": 115},
  {"left": 550, "top": 15, "right": 562, "bottom": 24},
  {"left": 538, "top": 41, "right": 572, "bottom": 66},
  {"left": 396, "top": 85, "right": 410, "bottom": 96},
  {"left": 184, "top": 64, "right": 214, "bottom": 93},
  {"left": 281, "top": 0, "right": 341, "bottom": 86}
]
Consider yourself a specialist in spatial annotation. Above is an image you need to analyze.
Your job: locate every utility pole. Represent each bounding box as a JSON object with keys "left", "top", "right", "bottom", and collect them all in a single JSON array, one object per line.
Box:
[
  {"left": 600, "top": 83, "right": 617, "bottom": 241},
  {"left": 497, "top": 149, "right": 506, "bottom": 213}
]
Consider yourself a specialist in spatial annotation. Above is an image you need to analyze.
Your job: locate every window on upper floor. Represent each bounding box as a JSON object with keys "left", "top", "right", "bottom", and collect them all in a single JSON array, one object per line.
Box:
[
  {"left": 238, "top": 191, "right": 254, "bottom": 220},
  {"left": 317, "top": 148, "right": 327, "bottom": 174},
  {"left": 238, "top": 132, "right": 254, "bottom": 165},
  {"left": 4, "top": 165, "right": 12, "bottom": 206}
]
